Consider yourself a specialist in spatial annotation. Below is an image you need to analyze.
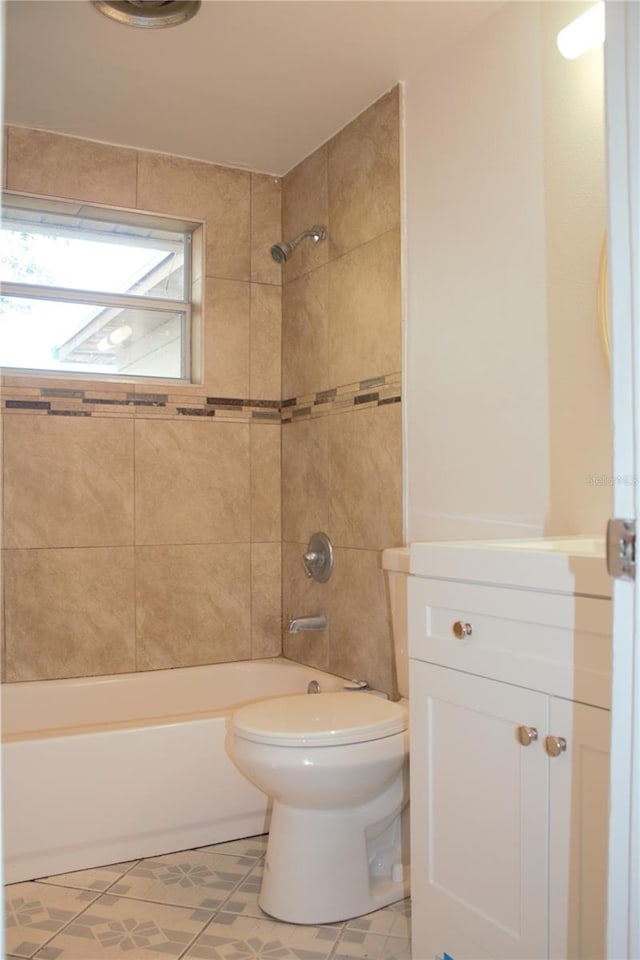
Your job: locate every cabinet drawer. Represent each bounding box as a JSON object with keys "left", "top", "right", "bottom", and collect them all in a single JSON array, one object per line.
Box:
[{"left": 408, "top": 576, "right": 612, "bottom": 707}]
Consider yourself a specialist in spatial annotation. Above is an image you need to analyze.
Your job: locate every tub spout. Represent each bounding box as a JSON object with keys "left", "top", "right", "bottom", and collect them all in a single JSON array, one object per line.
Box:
[{"left": 287, "top": 613, "right": 327, "bottom": 633}]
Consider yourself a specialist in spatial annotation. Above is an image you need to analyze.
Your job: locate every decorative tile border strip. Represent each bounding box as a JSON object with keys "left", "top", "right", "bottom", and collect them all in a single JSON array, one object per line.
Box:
[
  {"left": 1, "top": 373, "right": 401, "bottom": 423},
  {"left": 280, "top": 372, "right": 401, "bottom": 424}
]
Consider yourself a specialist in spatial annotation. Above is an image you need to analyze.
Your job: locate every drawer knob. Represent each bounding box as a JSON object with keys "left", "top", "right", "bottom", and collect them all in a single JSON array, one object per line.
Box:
[
  {"left": 544, "top": 735, "right": 567, "bottom": 757},
  {"left": 452, "top": 620, "right": 473, "bottom": 639},
  {"left": 516, "top": 725, "right": 538, "bottom": 746}
]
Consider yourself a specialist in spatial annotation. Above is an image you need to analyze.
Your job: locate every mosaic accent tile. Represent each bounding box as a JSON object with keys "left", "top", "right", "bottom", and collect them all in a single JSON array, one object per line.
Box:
[
  {"left": 175, "top": 407, "right": 216, "bottom": 417},
  {"left": 184, "top": 912, "right": 339, "bottom": 959},
  {"left": 0, "top": 387, "right": 41, "bottom": 398},
  {"left": 89, "top": 397, "right": 135, "bottom": 407},
  {"left": 32, "top": 894, "right": 212, "bottom": 959},
  {"left": 315, "top": 388, "right": 337, "bottom": 401},
  {"left": 128, "top": 392, "right": 168, "bottom": 406},
  {"left": 360, "top": 376, "right": 385, "bottom": 390},
  {"left": 354, "top": 392, "right": 379, "bottom": 405},
  {"left": 47, "top": 410, "right": 91, "bottom": 417},
  {"left": 48, "top": 401, "right": 88, "bottom": 413},
  {"left": 2, "top": 373, "right": 401, "bottom": 424},
  {"left": 5, "top": 400, "right": 50, "bottom": 411},
  {"left": 37, "top": 861, "right": 139, "bottom": 894},
  {"left": 281, "top": 374, "right": 401, "bottom": 425},
  {"left": 5, "top": 881, "right": 98, "bottom": 957},
  {"left": 250, "top": 410, "right": 280, "bottom": 421},
  {"left": 331, "top": 931, "right": 411, "bottom": 960},
  {"left": 41, "top": 389, "right": 84, "bottom": 398},
  {"left": 206, "top": 396, "right": 245, "bottom": 407},
  {"left": 107, "top": 850, "right": 250, "bottom": 911},
  {"left": 85, "top": 392, "right": 130, "bottom": 402}
]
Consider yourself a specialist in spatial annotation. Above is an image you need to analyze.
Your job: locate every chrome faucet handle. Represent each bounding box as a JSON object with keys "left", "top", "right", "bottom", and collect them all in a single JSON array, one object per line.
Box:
[
  {"left": 302, "top": 532, "right": 334, "bottom": 582},
  {"left": 302, "top": 551, "right": 322, "bottom": 577}
]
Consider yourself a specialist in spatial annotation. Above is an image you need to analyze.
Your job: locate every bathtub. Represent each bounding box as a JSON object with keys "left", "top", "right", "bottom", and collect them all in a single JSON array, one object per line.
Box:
[{"left": 2, "top": 657, "right": 347, "bottom": 884}]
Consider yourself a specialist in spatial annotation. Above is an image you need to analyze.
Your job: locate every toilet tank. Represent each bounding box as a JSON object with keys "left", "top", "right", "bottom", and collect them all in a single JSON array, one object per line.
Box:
[{"left": 382, "top": 546, "right": 410, "bottom": 699}]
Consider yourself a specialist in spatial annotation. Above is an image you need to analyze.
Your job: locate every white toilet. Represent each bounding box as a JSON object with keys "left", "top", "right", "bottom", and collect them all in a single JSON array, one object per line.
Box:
[{"left": 228, "top": 546, "right": 410, "bottom": 925}]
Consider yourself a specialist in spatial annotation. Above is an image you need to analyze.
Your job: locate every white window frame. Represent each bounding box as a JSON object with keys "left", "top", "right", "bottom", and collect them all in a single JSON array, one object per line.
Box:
[{"left": 0, "top": 191, "right": 203, "bottom": 384}]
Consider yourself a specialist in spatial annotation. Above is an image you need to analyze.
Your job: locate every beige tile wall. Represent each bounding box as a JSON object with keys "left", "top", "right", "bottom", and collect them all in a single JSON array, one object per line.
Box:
[
  {"left": 281, "top": 87, "right": 404, "bottom": 696},
  {"left": 1, "top": 128, "right": 282, "bottom": 681},
  {"left": 1, "top": 86, "right": 402, "bottom": 689}
]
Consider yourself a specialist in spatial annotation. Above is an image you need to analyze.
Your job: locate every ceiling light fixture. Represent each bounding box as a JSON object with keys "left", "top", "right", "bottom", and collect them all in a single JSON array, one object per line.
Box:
[
  {"left": 557, "top": 2, "right": 605, "bottom": 60},
  {"left": 92, "top": 0, "right": 201, "bottom": 29}
]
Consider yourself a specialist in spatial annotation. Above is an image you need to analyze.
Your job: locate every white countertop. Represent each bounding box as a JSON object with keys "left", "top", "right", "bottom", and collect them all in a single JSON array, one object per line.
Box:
[{"left": 409, "top": 536, "right": 610, "bottom": 598}]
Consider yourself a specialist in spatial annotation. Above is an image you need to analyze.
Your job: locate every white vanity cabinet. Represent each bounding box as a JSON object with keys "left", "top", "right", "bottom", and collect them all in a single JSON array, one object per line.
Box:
[{"left": 407, "top": 540, "right": 612, "bottom": 960}]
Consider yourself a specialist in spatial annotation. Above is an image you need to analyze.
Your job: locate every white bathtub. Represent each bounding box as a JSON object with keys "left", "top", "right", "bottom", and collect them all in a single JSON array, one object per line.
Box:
[{"left": 2, "top": 657, "right": 347, "bottom": 884}]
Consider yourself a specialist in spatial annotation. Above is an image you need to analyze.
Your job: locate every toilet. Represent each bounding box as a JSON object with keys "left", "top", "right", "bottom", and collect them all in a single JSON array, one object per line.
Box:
[{"left": 228, "top": 546, "right": 410, "bottom": 925}]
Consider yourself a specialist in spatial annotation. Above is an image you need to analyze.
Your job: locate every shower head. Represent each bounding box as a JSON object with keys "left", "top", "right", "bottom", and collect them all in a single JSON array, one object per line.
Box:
[{"left": 270, "top": 225, "right": 327, "bottom": 264}]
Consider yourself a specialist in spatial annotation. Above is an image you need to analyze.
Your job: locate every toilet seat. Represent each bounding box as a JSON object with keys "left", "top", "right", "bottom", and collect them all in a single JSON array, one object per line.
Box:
[{"left": 232, "top": 691, "right": 407, "bottom": 747}]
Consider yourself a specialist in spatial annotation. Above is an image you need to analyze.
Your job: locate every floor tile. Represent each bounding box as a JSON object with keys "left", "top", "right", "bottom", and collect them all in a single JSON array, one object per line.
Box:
[
  {"left": 184, "top": 911, "right": 339, "bottom": 959},
  {"left": 4, "top": 882, "right": 99, "bottom": 958},
  {"left": 37, "top": 861, "right": 139, "bottom": 894},
  {"left": 217, "top": 862, "right": 265, "bottom": 918},
  {"left": 32, "top": 894, "right": 213, "bottom": 959},
  {"left": 107, "top": 850, "right": 251, "bottom": 911},
  {"left": 5, "top": 838, "right": 412, "bottom": 960},
  {"left": 344, "top": 898, "right": 411, "bottom": 940},
  {"left": 332, "top": 931, "right": 411, "bottom": 960},
  {"left": 196, "top": 835, "right": 267, "bottom": 861}
]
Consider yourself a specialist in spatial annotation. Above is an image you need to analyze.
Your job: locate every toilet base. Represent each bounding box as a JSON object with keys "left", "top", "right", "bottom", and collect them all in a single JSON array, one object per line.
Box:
[{"left": 258, "top": 772, "right": 410, "bottom": 924}]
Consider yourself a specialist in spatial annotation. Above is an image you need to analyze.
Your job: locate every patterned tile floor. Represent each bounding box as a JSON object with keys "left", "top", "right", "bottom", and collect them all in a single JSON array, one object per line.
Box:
[{"left": 4, "top": 835, "right": 411, "bottom": 959}]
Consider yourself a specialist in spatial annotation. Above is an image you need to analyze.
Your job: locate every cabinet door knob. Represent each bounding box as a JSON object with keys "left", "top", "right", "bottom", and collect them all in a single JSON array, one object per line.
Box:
[
  {"left": 544, "top": 735, "right": 567, "bottom": 757},
  {"left": 516, "top": 725, "right": 538, "bottom": 746},
  {"left": 452, "top": 620, "right": 473, "bottom": 639}
]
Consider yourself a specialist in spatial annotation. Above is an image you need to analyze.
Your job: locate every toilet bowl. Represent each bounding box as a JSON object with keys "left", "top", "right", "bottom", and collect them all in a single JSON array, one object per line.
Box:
[
  {"left": 230, "top": 691, "right": 409, "bottom": 924},
  {"left": 228, "top": 545, "right": 411, "bottom": 925}
]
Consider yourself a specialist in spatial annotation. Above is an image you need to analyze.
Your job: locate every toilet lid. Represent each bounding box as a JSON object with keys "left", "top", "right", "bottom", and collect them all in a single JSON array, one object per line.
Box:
[{"left": 231, "top": 692, "right": 408, "bottom": 747}]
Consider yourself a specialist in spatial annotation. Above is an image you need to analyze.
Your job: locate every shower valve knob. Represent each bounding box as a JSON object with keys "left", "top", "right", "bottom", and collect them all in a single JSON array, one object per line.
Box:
[{"left": 301, "top": 532, "right": 334, "bottom": 583}]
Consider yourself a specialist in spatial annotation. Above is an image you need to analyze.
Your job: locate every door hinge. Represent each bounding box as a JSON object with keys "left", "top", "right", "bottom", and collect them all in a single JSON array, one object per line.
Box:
[{"left": 607, "top": 518, "right": 636, "bottom": 580}]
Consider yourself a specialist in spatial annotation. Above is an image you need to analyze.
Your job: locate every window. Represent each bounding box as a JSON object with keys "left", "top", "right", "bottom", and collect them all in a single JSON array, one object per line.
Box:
[{"left": 0, "top": 193, "right": 201, "bottom": 381}]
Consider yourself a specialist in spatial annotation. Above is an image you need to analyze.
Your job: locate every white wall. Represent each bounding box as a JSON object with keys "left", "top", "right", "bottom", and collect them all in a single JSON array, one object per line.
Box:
[
  {"left": 404, "top": 1, "right": 610, "bottom": 542},
  {"left": 540, "top": 1, "right": 609, "bottom": 536}
]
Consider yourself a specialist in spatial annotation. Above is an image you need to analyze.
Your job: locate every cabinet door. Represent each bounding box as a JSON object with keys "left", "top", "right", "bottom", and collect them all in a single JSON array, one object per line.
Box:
[
  {"left": 548, "top": 698, "right": 610, "bottom": 960},
  {"left": 410, "top": 662, "right": 549, "bottom": 960}
]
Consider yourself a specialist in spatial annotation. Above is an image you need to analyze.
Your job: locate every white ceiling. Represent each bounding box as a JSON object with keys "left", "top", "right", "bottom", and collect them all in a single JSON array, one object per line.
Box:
[{"left": 4, "top": 0, "right": 501, "bottom": 176}]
